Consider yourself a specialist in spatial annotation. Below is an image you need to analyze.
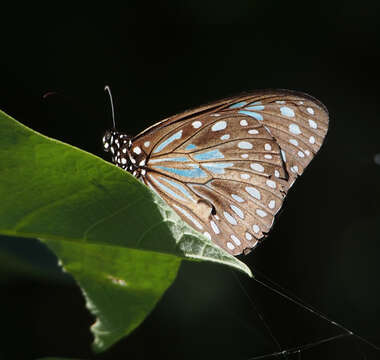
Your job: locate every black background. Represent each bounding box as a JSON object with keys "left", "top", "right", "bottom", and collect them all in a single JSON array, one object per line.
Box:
[{"left": 0, "top": 2, "right": 380, "bottom": 360}]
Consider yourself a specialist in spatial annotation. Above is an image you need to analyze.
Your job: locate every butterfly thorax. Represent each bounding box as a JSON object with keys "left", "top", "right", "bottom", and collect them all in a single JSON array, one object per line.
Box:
[{"left": 103, "top": 130, "right": 146, "bottom": 177}]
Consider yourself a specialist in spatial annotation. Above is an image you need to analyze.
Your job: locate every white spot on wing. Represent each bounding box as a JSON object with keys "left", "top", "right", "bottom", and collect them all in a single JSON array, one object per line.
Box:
[
  {"left": 289, "top": 124, "right": 301, "bottom": 135},
  {"left": 231, "top": 235, "right": 241, "bottom": 246},
  {"left": 250, "top": 163, "right": 264, "bottom": 172},
  {"left": 210, "top": 220, "right": 220, "bottom": 234},
  {"left": 248, "top": 129, "right": 259, "bottom": 135},
  {"left": 192, "top": 121, "right": 202, "bottom": 128},
  {"left": 241, "top": 154, "right": 249, "bottom": 159},
  {"left": 245, "top": 232, "right": 253, "bottom": 241},
  {"left": 289, "top": 139, "right": 298, "bottom": 146},
  {"left": 220, "top": 134, "right": 230, "bottom": 140},
  {"left": 224, "top": 211, "right": 237, "bottom": 225},
  {"left": 144, "top": 141, "right": 150, "bottom": 147},
  {"left": 309, "top": 136, "right": 315, "bottom": 144},
  {"left": 231, "top": 194, "right": 245, "bottom": 203},
  {"left": 252, "top": 224, "right": 260, "bottom": 233},
  {"left": 266, "top": 180, "right": 276, "bottom": 189},
  {"left": 308, "top": 119, "right": 317, "bottom": 129},
  {"left": 268, "top": 200, "right": 275, "bottom": 209},
  {"left": 240, "top": 173, "right": 250, "bottom": 180},
  {"left": 307, "top": 107, "right": 314, "bottom": 115},
  {"left": 238, "top": 141, "right": 253, "bottom": 149},
  {"left": 265, "top": 144, "right": 272, "bottom": 151},
  {"left": 240, "top": 119, "right": 248, "bottom": 126},
  {"left": 256, "top": 209, "right": 267, "bottom": 217},
  {"left": 230, "top": 205, "right": 244, "bottom": 219},
  {"left": 212, "top": 121, "right": 227, "bottom": 131},
  {"left": 291, "top": 165, "right": 299, "bottom": 173},
  {"left": 280, "top": 106, "right": 295, "bottom": 117},
  {"left": 246, "top": 186, "right": 261, "bottom": 200},
  {"left": 227, "top": 242, "right": 235, "bottom": 250}
]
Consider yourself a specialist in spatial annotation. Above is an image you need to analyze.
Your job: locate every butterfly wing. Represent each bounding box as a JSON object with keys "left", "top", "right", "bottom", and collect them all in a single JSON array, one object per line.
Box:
[{"left": 130, "top": 90, "right": 328, "bottom": 255}]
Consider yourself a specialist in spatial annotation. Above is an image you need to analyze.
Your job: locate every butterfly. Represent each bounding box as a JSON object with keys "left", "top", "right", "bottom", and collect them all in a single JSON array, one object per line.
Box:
[{"left": 102, "top": 89, "right": 329, "bottom": 256}]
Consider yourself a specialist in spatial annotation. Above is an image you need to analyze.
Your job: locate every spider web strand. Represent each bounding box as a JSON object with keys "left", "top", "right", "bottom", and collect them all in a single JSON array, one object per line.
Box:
[
  {"left": 230, "top": 271, "right": 287, "bottom": 359},
  {"left": 247, "top": 333, "right": 351, "bottom": 360},
  {"left": 252, "top": 268, "right": 380, "bottom": 352}
]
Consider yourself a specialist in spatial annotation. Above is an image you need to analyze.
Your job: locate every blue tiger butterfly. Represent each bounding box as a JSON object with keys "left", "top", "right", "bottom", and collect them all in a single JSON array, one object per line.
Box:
[{"left": 102, "top": 89, "right": 329, "bottom": 255}]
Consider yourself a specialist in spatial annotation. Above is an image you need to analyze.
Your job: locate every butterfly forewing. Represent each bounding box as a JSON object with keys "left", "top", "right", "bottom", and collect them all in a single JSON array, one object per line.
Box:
[{"left": 110, "top": 90, "right": 328, "bottom": 255}]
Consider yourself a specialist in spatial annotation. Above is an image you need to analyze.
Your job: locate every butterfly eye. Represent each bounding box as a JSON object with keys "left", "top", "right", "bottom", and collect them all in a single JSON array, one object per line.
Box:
[{"left": 103, "top": 130, "right": 113, "bottom": 152}]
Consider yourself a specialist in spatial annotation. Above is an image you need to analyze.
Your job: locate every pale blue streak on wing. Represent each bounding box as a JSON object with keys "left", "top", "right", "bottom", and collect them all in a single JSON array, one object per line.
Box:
[
  {"left": 185, "top": 144, "right": 197, "bottom": 150},
  {"left": 172, "top": 204, "right": 203, "bottom": 230},
  {"left": 150, "top": 176, "right": 187, "bottom": 202},
  {"left": 193, "top": 149, "right": 224, "bottom": 161},
  {"left": 248, "top": 101, "right": 262, "bottom": 106},
  {"left": 238, "top": 110, "right": 263, "bottom": 121},
  {"left": 202, "top": 162, "right": 234, "bottom": 174},
  {"left": 153, "top": 165, "right": 208, "bottom": 178},
  {"left": 246, "top": 105, "right": 265, "bottom": 111},
  {"left": 149, "top": 156, "right": 189, "bottom": 164},
  {"left": 228, "top": 101, "right": 248, "bottom": 109},
  {"left": 153, "top": 130, "right": 183, "bottom": 153},
  {"left": 159, "top": 177, "right": 195, "bottom": 202}
]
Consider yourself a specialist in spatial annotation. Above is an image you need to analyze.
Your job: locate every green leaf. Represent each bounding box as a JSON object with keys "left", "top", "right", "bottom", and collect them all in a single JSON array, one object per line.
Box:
[
  {"left": 0, "top": 110, "right": 252, "bottom": 351},
  {"left": 44, "top": 238, "right": 181, "bottom": 351}
]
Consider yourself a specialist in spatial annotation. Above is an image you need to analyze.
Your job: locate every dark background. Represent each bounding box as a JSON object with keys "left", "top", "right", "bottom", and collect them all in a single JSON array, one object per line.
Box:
[{"left": 0, "top": 2, "right": 380, "bottom": 359}]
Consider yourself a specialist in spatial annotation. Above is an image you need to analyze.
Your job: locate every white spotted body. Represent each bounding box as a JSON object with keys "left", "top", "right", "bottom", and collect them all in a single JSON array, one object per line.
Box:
[{"left": 103, "top": 90, "right": 329, "bottom": 256}]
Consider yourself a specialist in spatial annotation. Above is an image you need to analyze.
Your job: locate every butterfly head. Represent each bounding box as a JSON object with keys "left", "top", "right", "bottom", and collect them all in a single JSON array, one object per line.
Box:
[
  {"left": 103, "top": 130, "right": 116, "bottom": 152},
  {"left": 103, "top": 129, "right": 137, "bottom": 171},
  {"left": 102, "top": 130, "right": 130, "bottom": 151}
]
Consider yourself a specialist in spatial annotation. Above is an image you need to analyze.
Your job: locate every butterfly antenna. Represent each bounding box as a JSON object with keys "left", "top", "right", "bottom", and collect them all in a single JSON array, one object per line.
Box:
[{"left": 104, "top": 85, "right": 116, "bottom": 129}]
